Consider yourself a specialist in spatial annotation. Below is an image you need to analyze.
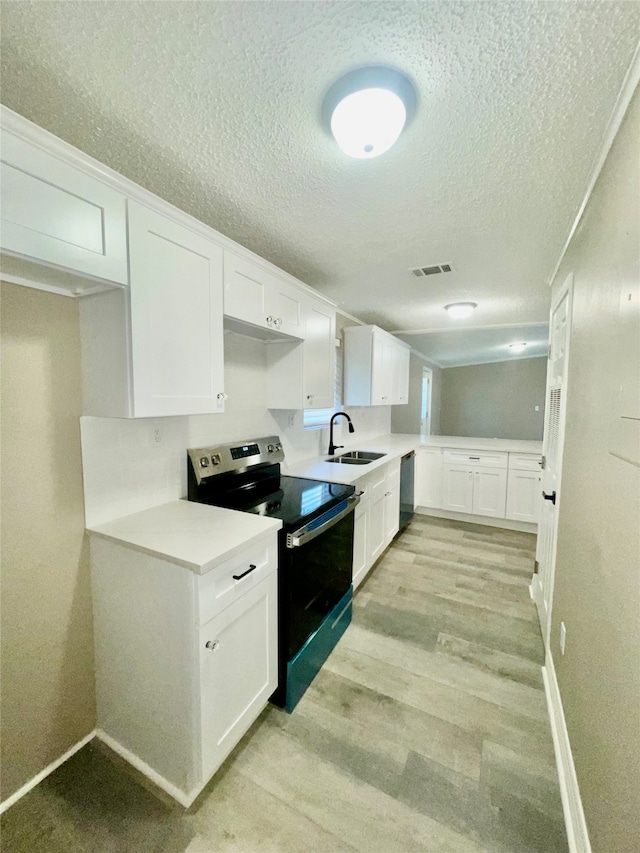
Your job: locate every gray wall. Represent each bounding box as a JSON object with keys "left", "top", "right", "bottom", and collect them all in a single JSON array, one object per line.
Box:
[
  {"left": 549, "top": 84, "right": 640, "bottom": 852},
  {"left": 391, "top": 352, "right": 441, "bottom": 435},
  {"left": 1, "top": 283, "right": 96, "bottom": 802},
  {"left": 439, "top": 358, "right": 547, "bottom": 439}
]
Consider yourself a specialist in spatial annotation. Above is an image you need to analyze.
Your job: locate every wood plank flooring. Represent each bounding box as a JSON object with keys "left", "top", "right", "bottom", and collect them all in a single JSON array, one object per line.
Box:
[{"left": 1, "top": 515, "right": 568, "bottom": 853}]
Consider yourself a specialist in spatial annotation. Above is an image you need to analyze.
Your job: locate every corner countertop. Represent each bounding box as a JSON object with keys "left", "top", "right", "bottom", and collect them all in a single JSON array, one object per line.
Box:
[
  {"left": 86, "top": 500, "right": 282, "bottom": 575},
  {"left": 284, "top": 434, "right": 543, "bottom": 485}
]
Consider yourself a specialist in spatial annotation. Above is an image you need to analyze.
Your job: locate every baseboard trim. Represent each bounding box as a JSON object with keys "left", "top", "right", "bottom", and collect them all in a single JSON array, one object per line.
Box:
[
  {"left": 542, "top": 651, "right": 592, "bottom": 853},
  {"left": 94, "top": 729, "right": 201, "bottom": 808},
  {"left": 0, "top": 729, "right": 96, "bottom": 815},
  {"left": 415, "top": 506, "right": 537, "bottom": 533}
]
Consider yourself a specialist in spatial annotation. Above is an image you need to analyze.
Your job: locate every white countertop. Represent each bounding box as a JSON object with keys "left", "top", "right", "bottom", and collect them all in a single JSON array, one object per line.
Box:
[
  {"left": 86, "top": 500, "right": 282, "bottom": 575},
  {"left": 285, "top": 434, "right": 543, "bottom": 485}
]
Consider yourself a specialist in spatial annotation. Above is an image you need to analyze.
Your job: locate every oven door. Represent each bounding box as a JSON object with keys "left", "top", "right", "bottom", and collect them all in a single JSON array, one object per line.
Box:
[{"left": 283, "top": 495, "right": 358, "bottom": 659}]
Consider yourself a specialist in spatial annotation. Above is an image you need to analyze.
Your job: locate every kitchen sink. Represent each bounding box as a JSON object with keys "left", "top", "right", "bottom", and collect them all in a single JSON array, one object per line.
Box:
[
  {"left": 339, "top": 451, "right": 386, "bottom": 460},
  {"left": 326, "top": 450, "right": 386, "bottom": 465}
]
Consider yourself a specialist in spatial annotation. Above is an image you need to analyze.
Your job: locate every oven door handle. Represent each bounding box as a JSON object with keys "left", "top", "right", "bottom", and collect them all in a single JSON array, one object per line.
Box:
[{"left": 286, "top": 494, "right": 360, "bottom": 549}]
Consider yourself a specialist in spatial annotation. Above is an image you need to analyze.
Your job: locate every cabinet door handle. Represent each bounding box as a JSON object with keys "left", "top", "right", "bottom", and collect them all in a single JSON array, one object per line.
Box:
[
  {"left": 542, "top": 490, "right": 557, "bottom": 505},
  {"left": 205, "top": 640, "right": 219, "bottom": 651},
  {"left": 233, "top": 564, "right": 257, "bottom": 581},
  {"left": 274, "top": 317, "right": 282, "bottom": 328},
  {"left": 266, "top": 315, "right": 274, "bottom": 325}
]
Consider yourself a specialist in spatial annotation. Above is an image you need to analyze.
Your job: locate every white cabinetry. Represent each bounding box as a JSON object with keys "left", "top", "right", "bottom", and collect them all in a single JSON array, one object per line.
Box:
[
  {"left": 415, "top": 447, "right": 443, "bottom": 508},
  {"left": 506, "top": 454, "right": 542, "bottom": 523},
  {"left": 80, "top": 201, "right": 225, "bottom": 418},
  {"left": 352, "top": 457, "right": 402, "bottom": 590},
  {"left": 91, "top": 530, "right": 278, "bottom": 806},
  {"left": 384, "top": 459, "right": 401, "bottom": 543},
  {"left": 266, "top": 294, "right": 336, "bottom": 410},
  {"left": 344, "top": 325, "right": 410, "bottom": 406},
  {"left": 441, "top": 449, "right": 508, "bottom": 518},
  {"left": 0, "top": 115, "right": 128, "bottom": 294},
  {"left": 223, "top": 250, "right": 304, "bottom": 339}
]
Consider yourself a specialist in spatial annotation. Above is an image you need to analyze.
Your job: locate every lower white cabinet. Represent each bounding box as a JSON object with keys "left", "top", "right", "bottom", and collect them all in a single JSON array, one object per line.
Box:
[
  {"left": 90, "top": 530, "right": 278, "bottom": 806},
  {"left": 506, "top": 453, "right": 542, "bottom": 523},
  {"left": 199, "top": 575, "right": 277, "bottom": 780},
  {"left": 415, "top": 447, "right": 443, "bottom": 508},
  {"left": 353, "top": 458, "right": 401, "bottom": 590},
  {"left": 440, "top": 449, "right": 508, "bottom": 519}
]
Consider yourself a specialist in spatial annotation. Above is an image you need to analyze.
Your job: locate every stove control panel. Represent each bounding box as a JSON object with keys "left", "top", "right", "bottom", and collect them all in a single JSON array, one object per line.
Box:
[{"left": 187, "top": 435, "right": 284, "bottom": 485}]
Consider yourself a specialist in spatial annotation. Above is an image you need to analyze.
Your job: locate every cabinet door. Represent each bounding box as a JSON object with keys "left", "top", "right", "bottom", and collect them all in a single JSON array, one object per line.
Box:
[
  {"left": 303, "top": 297, "right": 336, "bottom": 409},
  {"left": 371, "top": 333, "right": 394, "bottom": 405},
  {"left": 384, "top": 485, "right": 400, "bottom": 544},
  {"left": 441, "top": 464, "right": 474, "bottom": 513},
  {"left": 199, "top": 572, "right": 278, "bottom": 782},
  {"left": 506, "top": 469, "right": 542, "bottom": 523},
  {"left": 1, "top": 129, "right": 127, "bottom": 285},
  {"left": 392, "top": 344, "right": 410, "bottom": 405},
  {"left": 223, "top": 250, "right": 269, "bottom": 329},
  {"left": 367, "top": 470, "right": 387, "bottom": 564},
  {"left": 352, "top": 502, "right": 369, "bottom": 590},
  {"left": 267, "top": 278, "right": 304, "bottom": 338},
  {"left": 415, "top": 448, "right": 443, "bottom": 508},
  {"left": 128, "top": 201, "right": 225, "bottom": 417},
  {"left": 472, "top": 466, "right": 507, "bottom": 518}
]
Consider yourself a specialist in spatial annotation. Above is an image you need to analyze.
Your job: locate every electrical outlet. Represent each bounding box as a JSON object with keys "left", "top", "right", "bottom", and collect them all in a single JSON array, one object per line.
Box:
[
  {"left": 560, "top": 621, "right": 566, "bottom": 655},
  {"left": 534, "top": 405, "right": 540, "bottom": 412},
  {"left": 288, "top": 413, "right": 295, "bottom": 429},
  {"left": 152, "top": 427, "right": 162, "bottom": 447}
]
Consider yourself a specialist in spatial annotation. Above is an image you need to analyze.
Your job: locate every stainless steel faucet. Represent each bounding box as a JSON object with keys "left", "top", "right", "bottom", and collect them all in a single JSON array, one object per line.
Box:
[{"left": 328, "top": 412, "right": 355, "bottom": 456}]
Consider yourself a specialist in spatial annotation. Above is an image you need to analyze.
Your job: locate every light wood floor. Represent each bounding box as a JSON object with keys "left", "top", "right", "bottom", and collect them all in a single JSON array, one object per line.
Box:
[{"left": 1, "top": 515, "right": 568, "bottom": 853}]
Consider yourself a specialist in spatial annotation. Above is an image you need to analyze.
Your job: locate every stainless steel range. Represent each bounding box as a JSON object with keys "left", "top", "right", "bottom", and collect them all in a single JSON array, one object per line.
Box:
[{"left": 187, "top": 436, "right": 359, "bottom": 712}]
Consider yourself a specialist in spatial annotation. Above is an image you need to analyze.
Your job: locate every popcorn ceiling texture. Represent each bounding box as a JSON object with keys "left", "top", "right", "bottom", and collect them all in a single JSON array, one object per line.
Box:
[{"left": 1, "top": 1, "right": 638, "bottom": 334}]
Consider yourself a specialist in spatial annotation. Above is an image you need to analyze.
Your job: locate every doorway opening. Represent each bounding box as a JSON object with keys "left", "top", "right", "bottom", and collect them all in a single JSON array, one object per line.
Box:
[{"left": 420, "top": 367, "right": 432, "bottom": 436}]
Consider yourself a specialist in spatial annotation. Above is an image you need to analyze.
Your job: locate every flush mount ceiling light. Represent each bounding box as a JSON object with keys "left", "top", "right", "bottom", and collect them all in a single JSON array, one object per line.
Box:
[
  {"left": 322, "top": 66, "right": 417, "bottom": 159},
  {"left": 509, "top": 342, "right": 527, "bottom": 354},
  {"left": 444, "top": 302, "right": 477, "bottom": 319}
]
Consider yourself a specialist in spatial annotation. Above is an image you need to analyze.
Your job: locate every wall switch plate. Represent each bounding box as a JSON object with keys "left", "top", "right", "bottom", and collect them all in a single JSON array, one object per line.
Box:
[
  {"left": 534, "top": 405, "right": 540, "bottom": 412},
  {"left": 560, "top": 621, "right": 567, "bottom": 655}
]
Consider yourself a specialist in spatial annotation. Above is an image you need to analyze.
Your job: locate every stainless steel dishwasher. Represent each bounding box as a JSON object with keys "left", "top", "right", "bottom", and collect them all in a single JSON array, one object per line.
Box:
[{"left": 399, "top": 450, "right": 415, "bottom": 531}]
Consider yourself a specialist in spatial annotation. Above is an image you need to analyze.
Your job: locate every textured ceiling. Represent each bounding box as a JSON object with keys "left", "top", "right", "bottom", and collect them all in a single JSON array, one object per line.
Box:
[
  {"left": 397, "top": 324, "right": 549, "bottom": 368},
  {"left": 1, "top": 1, "right": 639, "bottom": 359}
]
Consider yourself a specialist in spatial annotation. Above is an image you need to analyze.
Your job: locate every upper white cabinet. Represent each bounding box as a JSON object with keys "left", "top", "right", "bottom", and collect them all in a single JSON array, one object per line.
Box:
[
  {"left": 81, "top": 201, "right": 225, "bottom": 418},
  {"left": 223, "top": 250, "right": 304, "bottom": 339},
  {"left": 266, "top": 294, "right": 336, "bottom": 410},
  {"left": 0, "top": 113, "right": 128, "bottom": 294},
  {"left": 344, "top": 325, "right": 410, "bottom": 406}
]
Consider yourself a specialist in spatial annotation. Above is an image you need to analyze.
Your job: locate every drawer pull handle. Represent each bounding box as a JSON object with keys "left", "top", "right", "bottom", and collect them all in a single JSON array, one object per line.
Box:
[
  {"left": 469, "top": 456, "right": 480, "bottom": 460},
  {"left": 233, "top": 564, "right": 257, "bottom": 581}
]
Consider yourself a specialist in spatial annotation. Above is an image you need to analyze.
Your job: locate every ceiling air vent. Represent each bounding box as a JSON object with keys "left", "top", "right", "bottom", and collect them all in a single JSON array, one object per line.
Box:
[{"left": 410, "top": 263, "right": 453, "bottom": 277}]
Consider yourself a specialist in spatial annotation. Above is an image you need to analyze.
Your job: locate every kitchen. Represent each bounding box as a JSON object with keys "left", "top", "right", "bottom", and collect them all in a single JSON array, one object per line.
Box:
[{"left": 1, "top": 3, "right": 639, "bottom": 853}]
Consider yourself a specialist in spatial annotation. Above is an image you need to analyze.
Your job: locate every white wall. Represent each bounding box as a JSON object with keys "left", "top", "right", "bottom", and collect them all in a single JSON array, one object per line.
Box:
[{"left": 81, "top": 329, "right": 391, "bottom": 526}]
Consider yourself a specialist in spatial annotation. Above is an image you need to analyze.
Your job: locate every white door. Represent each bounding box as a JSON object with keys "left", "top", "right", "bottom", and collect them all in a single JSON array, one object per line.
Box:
[
  {"left": 533, "top": 272, "right": 574, "bottom": 646},
  {"left": 420, "top": 367, "right": 432, "bottom": 436},
  {"left": 199, "top": 574, "right": 278, "bottom": 781},
  {"left": 128, "top": 201, "right": 225, "bottom": 417},
  {"left": 441, "top": 464, "right": 474, "bottom": 513},
  {"left": 472, "top": 467, "right": 507, "bottom": 518}
]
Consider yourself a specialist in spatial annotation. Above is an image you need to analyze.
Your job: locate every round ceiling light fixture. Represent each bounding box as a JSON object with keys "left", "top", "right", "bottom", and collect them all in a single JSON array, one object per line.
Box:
[
  {"left": 322, "top": 66, "right": 417, "bottom": 159},
  {"left": 444, "top": 302, "right": 478, "bottom": 319},
  {"left": 509, "top": 342, "right": 527, "bottom": 354}
]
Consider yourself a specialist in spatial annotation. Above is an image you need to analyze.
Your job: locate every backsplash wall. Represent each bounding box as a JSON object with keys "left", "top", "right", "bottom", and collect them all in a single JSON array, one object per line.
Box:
[{"left": 81, "top": 330, "right": 390, "bottom": 526}]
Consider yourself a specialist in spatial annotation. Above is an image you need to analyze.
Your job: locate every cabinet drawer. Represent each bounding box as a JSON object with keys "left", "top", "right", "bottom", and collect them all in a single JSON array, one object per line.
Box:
[
  {"left": 508, "top": 453, "right": 542, "bottom": 472},
  {"left": 197, "top": 536, "right": 277, "bottom": 626},
  {"left": 353, "top": 472, "right": 372, "bottom": 507},
  {"left": 385, "top": 459, "right": 401, "bottom": 487},
  {"left": 370, "top": 468, "right": 387, "bottom": 503},
  {"left": 443, "top": 449, "right": 508, "bottom": 469}
]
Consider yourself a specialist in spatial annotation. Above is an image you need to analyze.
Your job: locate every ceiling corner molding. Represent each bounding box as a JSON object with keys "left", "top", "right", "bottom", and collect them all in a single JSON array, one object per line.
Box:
[
  {"left": 409, "top": 349, "right": 443, "bottom": 369},
  {"left": 546, "top": 38, "right": 640, "bottom": 288}
]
